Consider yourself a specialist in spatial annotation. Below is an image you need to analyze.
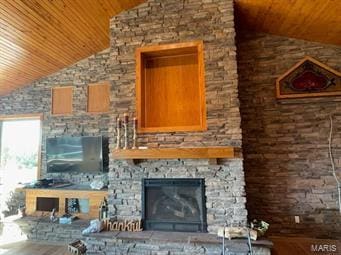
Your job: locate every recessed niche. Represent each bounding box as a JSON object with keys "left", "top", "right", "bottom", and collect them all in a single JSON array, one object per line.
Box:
[
  {"left": 136, "top": 41, "right": 207, "bottom": 133},
  {"left": 87, "top": 82, "right": 110, "bottom": 113},
  {"left": 51, "top": 86, "right": 73, "bottom": 115},
  {"left": 36, "top": 197, "right": 59, "bottom": 212}
]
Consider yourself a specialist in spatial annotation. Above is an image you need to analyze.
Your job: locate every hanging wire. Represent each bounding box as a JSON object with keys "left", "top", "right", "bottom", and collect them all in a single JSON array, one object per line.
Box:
[{"left": 328, "top": 114, "right": 341, "bottom": 213}]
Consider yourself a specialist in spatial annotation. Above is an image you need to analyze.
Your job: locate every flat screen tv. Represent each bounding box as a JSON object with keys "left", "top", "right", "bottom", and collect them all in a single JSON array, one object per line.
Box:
[{"left": 46, "top": 136, "right": 105, "bottom": 173}]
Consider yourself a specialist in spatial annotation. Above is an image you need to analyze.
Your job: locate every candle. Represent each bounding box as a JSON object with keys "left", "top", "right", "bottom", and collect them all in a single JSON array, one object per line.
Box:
[
  {"left": 133, "top": 117, "right": 137, "bottom": 127},
  {"left": 117, "top": 117, "right": 122, "bottom": 128},
  {"left": 124, "top": 113, "right": 129, "bottom": 124}
]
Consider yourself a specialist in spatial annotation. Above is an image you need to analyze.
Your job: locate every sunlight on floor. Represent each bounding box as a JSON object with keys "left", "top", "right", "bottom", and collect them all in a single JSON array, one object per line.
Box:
[
  {"left": 0, "top": 215, "right": 27, "bottom": 246},
  {"left": 0, "top": 249, "right": 9, "bottom": 255}
]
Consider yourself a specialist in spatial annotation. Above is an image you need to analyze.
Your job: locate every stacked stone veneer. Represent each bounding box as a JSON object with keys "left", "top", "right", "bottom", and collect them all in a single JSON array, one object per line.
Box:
[
  {"left": 84, "top": 232, "right": 271, "bottom": 255},
  {"left": 0, "top": 49, "right": 111, "bottom": 216},
  {"left": 0, "top": 48, "right": 111, "bottom": 184},
  {"left": 109, "top": 0, "right": 241, "bottom": 148},
  {"left": 109, "top": 159, "right": 246, "bottom": 233},
  {"left": 15, "top": 217, "right": 86, "bottom": 243},
  {"left": 107, "top": 0, "right": 246, "bottom": 234},
  {"left": 0, "top": 0, "right": 247, "bottom": 237},
  {"left": 237, "top": 31, "right": 341, "bottom": 238}
]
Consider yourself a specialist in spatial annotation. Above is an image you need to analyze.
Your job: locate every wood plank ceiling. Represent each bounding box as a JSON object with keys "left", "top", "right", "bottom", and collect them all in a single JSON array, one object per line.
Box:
[
  {"left": 235, "top": 0, "right": 341, "bottom": 46},
  {"left": 0, "top": 0, "right": 145, "bottom": 95},
  {"left": 0, "top": 0, "right": 340, "bottom": 96}
]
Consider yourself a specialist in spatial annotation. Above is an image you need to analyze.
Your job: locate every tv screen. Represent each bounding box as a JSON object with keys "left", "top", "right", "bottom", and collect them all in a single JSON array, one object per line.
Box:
[{"left": 46, "top": 136, "right": 103, "bottom": 173}]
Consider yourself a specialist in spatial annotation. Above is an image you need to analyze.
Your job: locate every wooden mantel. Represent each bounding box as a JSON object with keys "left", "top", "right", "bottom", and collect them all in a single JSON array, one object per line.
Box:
[{"left": 112, "top": 147, "right": 237, "bottom": 163}]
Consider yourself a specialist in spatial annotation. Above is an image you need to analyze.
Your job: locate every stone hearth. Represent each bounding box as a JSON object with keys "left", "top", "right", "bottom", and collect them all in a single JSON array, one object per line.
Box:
[
  {"left": 13, "top": 217, "right": 272, "bottom": 255},
  {"left": 84, "top": 231, "right": 272, "bottom": 255}
]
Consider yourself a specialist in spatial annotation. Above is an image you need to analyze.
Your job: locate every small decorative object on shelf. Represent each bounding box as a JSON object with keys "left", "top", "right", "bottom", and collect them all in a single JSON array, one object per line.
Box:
[
  {"left": 123, "top": 113, "right": 129, "bottom": 149},
  {"left": 98, "top": 197, "right": 108, "bottom": 220},
  {"left": 68, "top": 239, "right": 86, "bottom": 255},
  {"left": 67, "top": 198, "right": 80, "bottom": 213},
  {"left": 250, "top": 219, "right": 269, "bottom": 237},
  {"left": 59, "top": 214, "right": 77, "bottom": 224},
  {"left": 103, "top": 218, "right": 143, "bottom": 232},
  {"left": 115, "top": 117, "right": 122, "bottom": 149},
  {"left": 132, "top": 117, "right": 138, "bottom": 149},
  {"left": 82, "top": 219, "right": 104, "bottom": 235},
  {"left": 217, "top": 226, "right": 257, "bottom": 240},
  {"left": 18, "top": 205, "right": 26, "bottom": 217},
  {"left": 50, "top": 208, "right": 57, "bottom": 222},
  {"left": 90, "top": 179, "right": 105, "bottom": 190}
]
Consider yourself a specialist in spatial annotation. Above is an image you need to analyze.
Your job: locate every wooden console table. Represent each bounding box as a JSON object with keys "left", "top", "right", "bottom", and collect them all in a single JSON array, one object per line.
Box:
[{"left": 25, "top": 185, "right": 108, "bottom": 219}]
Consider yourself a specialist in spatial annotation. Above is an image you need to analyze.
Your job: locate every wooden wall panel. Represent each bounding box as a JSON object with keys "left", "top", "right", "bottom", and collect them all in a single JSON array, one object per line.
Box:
[
  {"left": 87, "top": 82, "right": 110, "bottom": 113},
  {"left": 145, "top": 54, "right": 201, "bottom": 127},
  {"left": 51, "top": 86, "right": 73, "bottom": 115},
  {"left": 136, "top": 41, "right": 207, "bottom": 133}
]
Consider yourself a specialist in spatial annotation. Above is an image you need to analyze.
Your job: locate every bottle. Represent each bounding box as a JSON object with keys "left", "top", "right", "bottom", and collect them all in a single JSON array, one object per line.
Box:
[
  {"left": 99, "top": 197, "right": 108, "bottom": 220},
  {"left": 103, "top": 197, "right": 108, "bottom": 219},
  {"left": 98, "top": 201, "right": 105, "bottom": 220}
]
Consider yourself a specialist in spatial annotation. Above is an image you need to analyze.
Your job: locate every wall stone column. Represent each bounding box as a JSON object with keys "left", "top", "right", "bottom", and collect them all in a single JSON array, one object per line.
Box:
[{"left": 108, "top": 0, "right": 246, "bottom": 234}]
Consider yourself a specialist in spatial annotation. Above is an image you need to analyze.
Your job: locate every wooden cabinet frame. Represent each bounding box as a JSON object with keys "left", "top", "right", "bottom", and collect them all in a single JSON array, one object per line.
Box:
[
  {"left": 25, "top": 188, "right": 108, "bottom": 219},
  {"left": 136, "top": 41, "right": 207, "bottom": 133}
]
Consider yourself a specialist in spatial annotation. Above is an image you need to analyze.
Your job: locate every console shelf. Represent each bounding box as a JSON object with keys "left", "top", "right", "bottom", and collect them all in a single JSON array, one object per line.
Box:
[
  {"left": 25, "top": 187, "right": 108, "bottom": 219},
  {"left": 112, "top": 147, "right": 236, "bottom": 161}
]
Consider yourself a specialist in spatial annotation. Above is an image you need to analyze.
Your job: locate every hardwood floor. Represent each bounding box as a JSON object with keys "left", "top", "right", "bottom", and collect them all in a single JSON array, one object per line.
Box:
[
  {"left": 1, "top": 237, "right": 340, "bottom": 254},
  {"left": 270, "top": 236, "right": 341, "bottom": 255},
  {"left": 0, "top": 241, "right": 68, "bottom": 255}
]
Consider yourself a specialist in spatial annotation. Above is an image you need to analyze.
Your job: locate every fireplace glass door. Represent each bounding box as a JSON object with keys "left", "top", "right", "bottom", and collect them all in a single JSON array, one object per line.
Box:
[{"left": 142, "top": 178, "right": 207, "bottom": 232}]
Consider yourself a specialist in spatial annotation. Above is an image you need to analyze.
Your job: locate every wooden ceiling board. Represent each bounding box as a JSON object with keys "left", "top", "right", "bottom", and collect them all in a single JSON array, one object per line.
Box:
[
  {"left": 4, "top": 0, "right": 102, "bottom": 60},
  {"left": 0, "top": 0, "right": 145, "bottom": 95},
  {"left": 0, "top": 2, "right": 80, "bottom": 62},
  {"left": 235, "top": 0, "right": 341, "bottom": 46}
]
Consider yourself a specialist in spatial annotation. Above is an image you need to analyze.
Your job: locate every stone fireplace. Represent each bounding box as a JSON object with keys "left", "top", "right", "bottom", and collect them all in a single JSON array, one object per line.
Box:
[
  {"left": 106, "top": 0, "right": 248, "bottom": 237},
  {"left": 109, "top": 158, "right": 246, "bottom": 234},
  {"left": 142, "top": 178, "right": 207, "bottom": 232}
]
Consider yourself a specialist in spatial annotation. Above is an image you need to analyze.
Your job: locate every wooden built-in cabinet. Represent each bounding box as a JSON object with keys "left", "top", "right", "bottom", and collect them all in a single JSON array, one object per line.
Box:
[
  {"left": 136, "top": 41, "right": 207, "bottom": 133},
  {"left": 25, "top": 187, "right": 107, "bottom": 220}
]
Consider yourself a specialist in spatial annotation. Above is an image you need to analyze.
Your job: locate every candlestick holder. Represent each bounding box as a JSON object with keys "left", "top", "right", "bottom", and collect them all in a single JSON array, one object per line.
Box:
[
  {"left": 115, "top": 118, "right": 121, "bottom": 149},
  {"left": 123, "top": 123, "right": 128, "bottom": 150},
  {"left": 132, "top": 118, "right": 137, "bottom": 149},
  {"left": 123, "top": 114, "right": 129, "bottom": 149}
]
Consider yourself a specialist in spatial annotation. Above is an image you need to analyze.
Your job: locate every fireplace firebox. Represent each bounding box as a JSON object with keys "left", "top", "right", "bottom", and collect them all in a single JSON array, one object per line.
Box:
[{"left": 142, "top": 178, "right": 207, "bottom": 232}]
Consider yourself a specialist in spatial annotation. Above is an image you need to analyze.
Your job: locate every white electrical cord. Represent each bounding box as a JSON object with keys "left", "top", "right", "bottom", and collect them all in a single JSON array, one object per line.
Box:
[{"left": 328, "top": 115, "right": 341, "bottom": 213}]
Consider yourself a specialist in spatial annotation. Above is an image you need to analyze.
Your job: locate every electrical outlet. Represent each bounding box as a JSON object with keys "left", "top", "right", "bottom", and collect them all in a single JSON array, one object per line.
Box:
[{"left": 294, "top": 216, "right": 300, "bottom": 223}]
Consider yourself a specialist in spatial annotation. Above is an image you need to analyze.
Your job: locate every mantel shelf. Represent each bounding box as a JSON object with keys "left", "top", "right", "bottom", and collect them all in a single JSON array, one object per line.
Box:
[{"left": 112, "top": 147, "right": 237, "bottom": 162}]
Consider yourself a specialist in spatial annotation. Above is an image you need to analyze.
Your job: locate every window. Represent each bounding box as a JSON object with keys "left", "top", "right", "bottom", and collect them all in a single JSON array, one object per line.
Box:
[
  {"left": 0, "top": 116, "right": 42, "bottom": 186},
  {"left": 0, "top": 115, "right": 41, "bottom": 217}
]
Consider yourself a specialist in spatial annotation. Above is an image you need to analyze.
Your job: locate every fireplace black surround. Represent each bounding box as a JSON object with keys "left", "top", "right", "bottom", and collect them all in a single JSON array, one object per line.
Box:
[{"left": 142, "top": 178, "right": 207, "bottom": 232}]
